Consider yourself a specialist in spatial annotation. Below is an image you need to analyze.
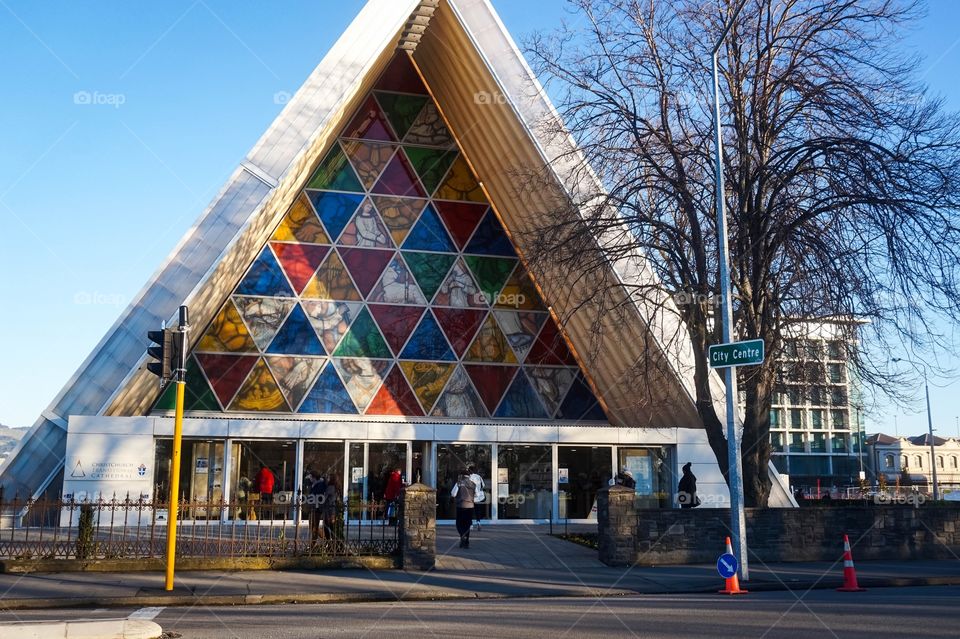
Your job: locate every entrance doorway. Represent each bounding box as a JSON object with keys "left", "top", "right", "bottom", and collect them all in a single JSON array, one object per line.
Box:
[
  {"left": 347, "top": 442, "right": 410, "bottom": 505},
  {"left": 558, "top": 446, "right": 612, "bottom": 519},
  {"left": 435, "top": 444, "right": 492, "bottom": 520}
]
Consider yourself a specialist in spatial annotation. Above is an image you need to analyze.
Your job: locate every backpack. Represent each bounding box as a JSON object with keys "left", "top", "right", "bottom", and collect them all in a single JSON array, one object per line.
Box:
[{"left": 470, "top": 473, "right": 485, "bottom": 503}]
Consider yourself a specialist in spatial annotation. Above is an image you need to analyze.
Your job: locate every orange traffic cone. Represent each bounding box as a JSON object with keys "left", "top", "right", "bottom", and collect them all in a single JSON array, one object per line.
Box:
[
  {"left": 718, "top": 536, "right": 748, "bottom": 594},
  {"left": 836, "top": 534, "right": 866, "bottom": 592}
]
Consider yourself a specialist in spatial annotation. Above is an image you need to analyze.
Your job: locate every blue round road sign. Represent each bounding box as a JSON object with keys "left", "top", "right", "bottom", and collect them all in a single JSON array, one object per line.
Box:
[{"left": 717, "top": 553, "right": 738, "bottom": 578}]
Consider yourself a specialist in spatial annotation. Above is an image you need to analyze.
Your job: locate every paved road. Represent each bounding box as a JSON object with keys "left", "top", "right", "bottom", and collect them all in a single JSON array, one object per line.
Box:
[{"left": 3, "top": 585, "right": 958, "bottom": 638}]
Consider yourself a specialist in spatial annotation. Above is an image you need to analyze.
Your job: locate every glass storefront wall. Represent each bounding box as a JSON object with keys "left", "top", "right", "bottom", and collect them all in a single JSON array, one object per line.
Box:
[
  {"left": 558, "top": 446, "right": 612, "bottom": 519},
  {"left": 618, "top": 447, "right": 673, "bottom": 509},
  {"left": 497, "top": 445, "right": 553, "bottom": 519},
  {"left": 436, "top": 444, "right": 492, "bottom": 520},
  {"left": 153, "top": 439, "right": 225, "bottom": 520},
  {"left": 231, "top": 440, "right": 296, "bottom": 520}
]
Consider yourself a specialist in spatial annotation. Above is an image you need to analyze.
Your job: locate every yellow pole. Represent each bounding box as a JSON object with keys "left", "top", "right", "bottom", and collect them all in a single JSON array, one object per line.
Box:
[{"left": 164, "top": 380, "right": 185, "bottom": 591}]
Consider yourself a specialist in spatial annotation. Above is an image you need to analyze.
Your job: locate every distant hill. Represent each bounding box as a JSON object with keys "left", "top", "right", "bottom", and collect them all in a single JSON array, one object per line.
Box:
[{"left": 0, "top": 424, "right": 27, "bottom": 460}]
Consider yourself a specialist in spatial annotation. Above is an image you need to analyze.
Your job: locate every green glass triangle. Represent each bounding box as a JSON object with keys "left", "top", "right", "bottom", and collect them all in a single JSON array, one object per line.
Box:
[
  {"left": 376, "top": 92, "right": 429, "bottom": 140},
  {"left": 154, "top": 357, "right": 220, "bottom": 411},
  {"left": 464, "top": 255, "right": 516, "bottom": 306},
  {"left": 307, "top": 145, "right": 364, "bottom": 192},
  {"left": 332, "top": 307, "right": 392, "bottom": 358},
  {"left": 403, "top": 147, "right": 458, "bottom": 195},
  {"left": 403, "top": 251, "right": 456, "bottom": 301}
]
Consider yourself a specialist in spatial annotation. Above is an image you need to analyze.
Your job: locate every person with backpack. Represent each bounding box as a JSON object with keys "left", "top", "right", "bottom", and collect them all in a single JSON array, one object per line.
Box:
[
  {"left": 468, "top": 464, "right": 485, "bottom": 531},
  {"left": 450, "top": 469, "right": 476, "bottom": 549},
  {"left": 307, "top": 471, "right": 327, "bottom": 543}
]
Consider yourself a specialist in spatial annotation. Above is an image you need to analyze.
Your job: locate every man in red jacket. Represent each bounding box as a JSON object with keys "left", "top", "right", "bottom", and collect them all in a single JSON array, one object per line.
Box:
[{"left": 384, "top": 467, "right": 403, "bottom": 525}]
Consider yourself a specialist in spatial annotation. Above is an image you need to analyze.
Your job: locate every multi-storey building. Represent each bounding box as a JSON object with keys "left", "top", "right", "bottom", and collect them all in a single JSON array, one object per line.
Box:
[{"left": 866, "top": 433, "right": 960, "bottom": 494}]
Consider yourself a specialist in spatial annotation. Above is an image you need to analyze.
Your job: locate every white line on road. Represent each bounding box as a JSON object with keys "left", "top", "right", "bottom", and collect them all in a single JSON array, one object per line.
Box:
[{"left": 128, "top": 606, "right": 165, "bottom": 620}]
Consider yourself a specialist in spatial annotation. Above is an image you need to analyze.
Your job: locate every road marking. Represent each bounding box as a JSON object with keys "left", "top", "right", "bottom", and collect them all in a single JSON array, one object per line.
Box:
[{"left": 128, "top": 606, "right": 165, "bottom": 620}]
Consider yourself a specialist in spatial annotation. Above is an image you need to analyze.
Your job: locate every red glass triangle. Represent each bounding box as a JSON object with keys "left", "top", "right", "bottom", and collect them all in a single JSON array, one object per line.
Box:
[
  {"left": 342, "top": 95, "right": 396, "bottom": 142},
  {"left": 434, "top": 201, "right": 488, "bottom": 249},
  {"left": 366, "top": 366, "right": 424, "bottom": 416},
  {"left": 464, "top": 364, "right": 518, "bottom": 414},
  {"left": 371, "top": 150, "right": 427, "bottom": 198},
  {"left": 369, "top": 304, "right": 425, "bottom": 355},
  {"left": 195, "top": 354, "right": 258, "bottom": 408},
  {"left": 526, "top": 318, "right": 577, "bottom": 366},
  {"left": 270, "top": 243, "right": 330, "bottom": 294},
  {"left": 374, "top": 52, "right": 428, "bottom": 95},
  {"left": 433, "top": 308, "right": 487, "bottom": 357},
  {"left": 338, "top": 247, "right": 395, "bottom": 297}
]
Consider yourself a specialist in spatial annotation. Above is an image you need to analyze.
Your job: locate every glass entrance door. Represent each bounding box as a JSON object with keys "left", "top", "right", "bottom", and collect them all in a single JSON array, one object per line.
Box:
[
  {"left": 558, "top": 446, "right": 612, "bottom": 519},
  {"left": 435, "top": 444, "right": 492, "bottom": 520},
  {"left": 347, "top": 442, "right": 410, "bottom": 512}
]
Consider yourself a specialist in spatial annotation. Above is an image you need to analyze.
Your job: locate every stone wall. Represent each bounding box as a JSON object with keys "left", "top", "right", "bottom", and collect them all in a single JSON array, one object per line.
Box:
[
  {"left": 401, "top": 482, "right": 436, "bottom": 570},
  {"left": 603, "top": 504, "right": 960, "bottom": 565},
  {"left": 596, "top": 486, "right": 638, "bottom": 566}
]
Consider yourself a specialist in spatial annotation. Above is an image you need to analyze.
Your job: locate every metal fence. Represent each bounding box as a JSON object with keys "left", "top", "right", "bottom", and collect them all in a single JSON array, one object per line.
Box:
[{"left": 0, "top": 494, "right": 401, "bottom": 561}]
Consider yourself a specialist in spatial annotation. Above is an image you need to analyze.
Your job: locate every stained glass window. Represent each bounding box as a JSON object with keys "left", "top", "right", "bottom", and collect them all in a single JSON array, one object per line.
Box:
[{"left": 156, "top": 52, "right": 604, "bottom": 421}]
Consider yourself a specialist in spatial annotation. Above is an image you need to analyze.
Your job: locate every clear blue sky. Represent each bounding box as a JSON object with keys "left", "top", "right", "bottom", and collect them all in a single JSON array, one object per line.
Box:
[{"left": 1, "top": 0, "right": 959, "bottom": 437}]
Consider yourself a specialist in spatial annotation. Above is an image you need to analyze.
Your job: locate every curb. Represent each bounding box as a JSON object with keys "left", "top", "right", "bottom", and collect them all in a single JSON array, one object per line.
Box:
[
  {"left": 0, "top": 576, "right": 956, "bottom": 611},
  {"left": 0, "top": 619, "right": 162, "bottom": 639}
]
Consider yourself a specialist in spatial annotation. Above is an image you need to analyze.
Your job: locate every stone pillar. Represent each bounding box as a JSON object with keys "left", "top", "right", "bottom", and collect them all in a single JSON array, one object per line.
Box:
[
  {"left": 401, "top": 482, "right": 436, "bottom": 570},
  {"left": 597, "top": 485, "right": 637, "bottom": 566}
]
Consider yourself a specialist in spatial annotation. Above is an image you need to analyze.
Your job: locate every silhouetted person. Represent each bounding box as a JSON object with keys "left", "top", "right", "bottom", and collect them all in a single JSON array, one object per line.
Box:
[
  {"left": 450, "top": 469, "right": 476, "bottom": 548},
  {"left": 678, "top": 462, "right": 699, "bottom": 508}
]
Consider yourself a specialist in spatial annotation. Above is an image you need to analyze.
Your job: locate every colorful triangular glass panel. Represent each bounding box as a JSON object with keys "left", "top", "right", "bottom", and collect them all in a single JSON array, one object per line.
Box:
[
  {"left": 266, "top": 303, "right": 325, "bottom": 356},
  {"left": 464, "top": 209, "right": 517, "bottom": 257},
  {"left": 524, "top": 366, "right": 577, "bottom": 417},
  {"left": 464, "top": 313, "right": 518, "bottom": 363},
  {"left": 235, "top": 247, "right": 295, "bottom": 298},
  {"left": 368, "top": 304, "right": 425, "bottom": 356},
  {"left": 434, "top": 201, "right": 487, "bottom": 249},
  {"left": 463, "top": 255, "right": 516, "bottom": 306},
  {"left": 365, "top": 365, "right": 424, "bottom": 416},
  {"left": 333, "top": 358, "right": 391, "bottom": 413},
  {"left": 332, "top": 307, "right": 392, "bottom": 358},
  {"left": 195, "top": 353, "right": 258, "bottom": 408},
  {"left": 433, "top": 308, "right": 487, "bottom": 357},
  {"left": 233, "top": 296, "right": 296, "bottom": 351},
  {"left": 341, "top": 140, "right": 396, "bottom": 190},
  {"left": 376, "top": 92, "right": 429, "bottom": 140},
  {"left": 301, "top": 300, "right": 363, "bottom": 353},
  {"left": 305, "top": 191, "right": 364, "bottom": 241},
  {"left": 228, "top": 358, "right": 290, "bottom": 412},
  {"left": 341, "top": 94, "right": 396, "bottom": 142},
  {"left": 434, "top": 155, "right": 485, "bottom": 202},
  {"left": 430, "top": 365, "right": 487, "bottom": 418},
  {"left": 526, "top": 317, "right": 577, "bottom": 366},
  {"left": 337, "top": 199, "right": 394, "bottom": 248},
  {"left": 404, "top": 102, "right": 454, "bottom": 148},
  {"left": 306, "top": 144, "right": 363, "bottom": 192},
  {"left": 493, "top": 311, "right": 548, "bottom": 362},
  {"left": 339, "top": 247, "right": 395, "bottom": 298},
  {"left": 154, "top": 356, "right": 219, "bottom": 411},
  {"left": 400, "top": 361, "right": 456, "bottom": 414},
  {"left": 266, "top": 356, "right": 325, "bottom": 411},
  {"left": 399, "top": 310, "right": 455, "bottom": 361},
  {"left": 433, "top": 258, "right": 485, "bottom": 308},
  {"left": 300, "top": 250, "right": 362, "bottom": 301},
  {"left": 402, "top": 203, "right": 456, "bottom": 253},
  {"left": 464, "top": 364, "right": 518, "bottom": 415},
  {"left": 298, "top": 362, "right": 357, "bottom": 414},
  {"left": 558, "top": 373, "right": 606, "bottom": 421},
  {"left": 496, "top": 266, "right": 546, "bottom": 311},
  {"left": 371, "top": 196, "right": 426, "bottom": 245},
  {"left": 403, "top": 147, "right": 458, "bottom": 196},
  {"left": 403, "top": 251, "right": 456, "bottom": 301},
  {"left": 374, "top": 52, "right": 429, "bottom": 94},
  {"left": 371, "top": 150, "right": 426, "bottom": 198},
  {"left": 494, "top": 369, "right": 549, "bottom": 418},
  {"left": 197, "top": 299, "right": 258, "bottom": 353},
  {"left": 368, "top": 255, "right": 427, "bottom": 304},
  {"left": 272, "top": 193, "right": 330, "bottom": 244},
  {"left": 270, "top": 242, "right": 329, "bottom": 294}
]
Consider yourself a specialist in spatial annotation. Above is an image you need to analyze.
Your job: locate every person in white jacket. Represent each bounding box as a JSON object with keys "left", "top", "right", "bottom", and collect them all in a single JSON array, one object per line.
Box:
[{"left": 468, "top": 464, "right": 485, "bottom": 531}]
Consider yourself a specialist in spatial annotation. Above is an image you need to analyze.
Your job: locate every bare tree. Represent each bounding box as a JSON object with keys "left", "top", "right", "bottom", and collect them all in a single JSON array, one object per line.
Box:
[{"left": 522, "top": 0, "right": 960, "bottom": 505}]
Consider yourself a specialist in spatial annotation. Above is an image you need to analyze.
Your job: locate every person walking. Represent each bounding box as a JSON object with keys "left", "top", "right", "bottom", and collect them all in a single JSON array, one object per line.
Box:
[
  {"left": 467, "top": 464, "right": 485, "bottom": 531},
  {"left": 678, "top": 462, "right": 700, "bottom": 508},
  {"left": 384, "top": 466, "right": 403, "bottom": 526},
  {"left": 450, "top": 469, "right": 476, "bottom": 548},
  {"left": 307, "top": 471, "right": 327, "bottom": 544},
  {"left": 322, "top": 473, "right": 342, "bottom": 539}
]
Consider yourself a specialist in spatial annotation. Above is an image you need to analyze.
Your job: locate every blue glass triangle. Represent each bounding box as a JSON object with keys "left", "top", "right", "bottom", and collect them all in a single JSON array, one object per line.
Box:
[
  {"left": 306, "top": 191, "right": 365, "bottom": 241},
  {"left": 236, "top": 247, "right": 295, "bottom": 297},
  {"left": 557, "top": 372, "right": 606, "bottom": 420},
  {"left": 298, "top": 363, "right": 357, "bottom": 414},
  {"left": 266, "top": 304, "right": 325, "bottom": 356},
  {"left": 494, "top": 369, "right": 548, "bottom": 418},
  {"left": 464, "top": 209, "right": 517, "bottom": 257},
  {"left": 398, "top": 310, "right": 455, "bottom": 361},
  {"left": 401, "top": 204, "right": 456, "bottom": 253}
]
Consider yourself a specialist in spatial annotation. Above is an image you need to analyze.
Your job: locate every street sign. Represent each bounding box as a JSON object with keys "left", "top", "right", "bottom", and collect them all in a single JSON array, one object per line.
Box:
[
  {"left": 717, "top": 553, "right": 738, "bottom": 579},
  {"left": 708, "top": 339, "right": 764, "bottom": 368}
]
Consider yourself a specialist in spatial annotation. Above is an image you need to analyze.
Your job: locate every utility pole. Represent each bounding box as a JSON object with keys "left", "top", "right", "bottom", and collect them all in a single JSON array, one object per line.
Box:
[{"left": 892, "top": 358, "right": 939, "bottom": 501}]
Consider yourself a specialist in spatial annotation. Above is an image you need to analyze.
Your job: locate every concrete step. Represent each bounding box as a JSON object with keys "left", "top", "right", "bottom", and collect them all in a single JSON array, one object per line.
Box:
[{"left": 0, "top": 619, "right": 162, "bottom": 639}]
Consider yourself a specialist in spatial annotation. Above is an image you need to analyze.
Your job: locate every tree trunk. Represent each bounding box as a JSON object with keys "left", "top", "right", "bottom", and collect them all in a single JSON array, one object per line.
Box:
[{"left": 740, "top": 365, "right": 775, "bottom": 507}]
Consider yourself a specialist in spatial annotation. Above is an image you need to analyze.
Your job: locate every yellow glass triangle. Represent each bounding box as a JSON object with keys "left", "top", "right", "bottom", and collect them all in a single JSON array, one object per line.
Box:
[
  {"left": 271, "top": 194, "right": 330, "bottom": 244},
  {"left": 464, "top": 314, "right": 518, "bottom": 363},
  {"left": 434, "top": 156, "right": 486, "bottom": 202},
  {"left": 228, "top": 358, "right": 289, "bottom": 412},
  {"left": 301, "top": 251, "right": 362, "bottom": 301},
  {"left": 399, "top": 361, "right": 456, "bottom": 414},
  {"left": 197, "top": 299, "right": 258, "bottom": 353}
]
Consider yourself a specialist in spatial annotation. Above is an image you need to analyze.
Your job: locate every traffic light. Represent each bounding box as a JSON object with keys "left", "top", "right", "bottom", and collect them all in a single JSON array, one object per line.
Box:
[{"left": 147, "top": 328, "right": 173, "bottom": 380}]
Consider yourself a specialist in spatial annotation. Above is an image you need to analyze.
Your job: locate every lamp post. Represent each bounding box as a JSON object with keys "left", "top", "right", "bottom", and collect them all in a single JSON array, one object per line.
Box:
[
  {"left": 892, "top": 358, "right": 939, "bottom": 500},
  {"left": 712, "top": 0, "right": 749, "bottom": 580}
]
